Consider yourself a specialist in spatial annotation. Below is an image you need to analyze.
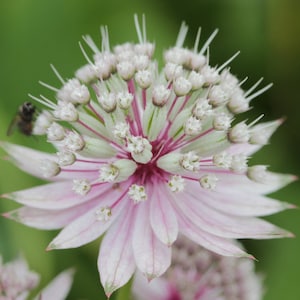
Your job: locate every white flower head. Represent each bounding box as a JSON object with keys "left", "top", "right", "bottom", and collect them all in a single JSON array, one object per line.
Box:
[{"left": 2, "top": 16, "right": 294, "bottom": 299}]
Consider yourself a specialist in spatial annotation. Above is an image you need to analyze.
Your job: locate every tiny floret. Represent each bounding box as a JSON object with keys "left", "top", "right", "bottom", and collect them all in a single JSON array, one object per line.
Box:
[
  {"left": 128, "top": 184, "right": 147, "bottom": 203},
  {"left": 113, "top": 122, "right": 130, "bottom": 139},
  {"left": 213, "top": 112, "right": 232, "bottom": 131},
  {"left": 116, "top": 91, "right": 134, "bottom": 110},
  {"left": 62, "top": 131, "right": 85, "bottom": 152},
  {"left": 47, "top": 122, "right": 65, "bottom": 141},
  {"left": 199, "top": 174, "right": 218, "bottom": 190},
  {"left": 180, "top": 152, "right": 200, "bottom": 171},
  {"left": 228, "top": 121, "right": 250, "bottom": 143},
  {"left": 213, "top": 152, "right": 232, "bottom": 168},
  {"left": 173, "top": 76, "right": 192, "bottom": 96},
  {"left": 54, "top": 101, "right": 79, "bottom": 121},
  {"left": 72, "top": 179, "right": 91, "bottom": 196},
  {"left": 168, "top": 175, "right": 185, "bottom": 192},
  {"left": 184, "top": 116, "right": 202, "bottom": 136},
  {"left": 99, "top": 164, "right": 120, "bottom": 182},
  {"left": 95, "top": 207, "right": 112, "bottom": 222},
  {"left": 152, "top": 84, "right": 171, "bottom": 106}
]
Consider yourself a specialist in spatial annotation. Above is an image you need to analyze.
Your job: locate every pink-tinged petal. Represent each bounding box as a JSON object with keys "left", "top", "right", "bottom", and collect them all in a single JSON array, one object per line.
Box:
[
  {"left": 3, "top": 206, "right": 81, "bottom": 230},
  {"left": 198, "top": 169, "right": 296, "bottom": 195},
  {"left": 1, "top": 142, "right": 99, "bottom": 181},
  {"left": 175, "top": 188, "right": 292, "bottom": 239},
  {"left": 132, "top": 271, "right": 173, "bottom": 300},
  {"left": 98, "top": 204, "right": 136, "bottom": 298},
  {"left": 175, "top": 206, "right": 251, "bottom": 258},
  {"left": 182, "top": 130, "right": 230, "bottom": 157},
  {"left": 204, "top": 189, "right": 292, "bottom": 217},
  {"left": 227, "top": 142, "right": 261, "bottom": 156},
  {"left": 133, "top": 201, "right": 171, "bottom": 280},
  {"left": 34, "top": 269, "right": 74, "bottom": 300},
  {"left": 184, "top": 180, "right": 293, "bottom": 217},
  {"left": 1, "top": 142, "right": 58, "bottom": 179},
  {"left": 48, "top": 185, "right": 130, "bottom": 249},
  {"left": 149, "top": 183, "right": 178, "bottom": 246},
  {"left": 2, "top": 182, "right": 112, "bottom": 210}
]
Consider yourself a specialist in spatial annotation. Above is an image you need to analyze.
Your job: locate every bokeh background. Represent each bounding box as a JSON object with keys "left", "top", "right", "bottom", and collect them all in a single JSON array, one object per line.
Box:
[{"left": 0, "top": 0, "right": 299, "bottom": 299}]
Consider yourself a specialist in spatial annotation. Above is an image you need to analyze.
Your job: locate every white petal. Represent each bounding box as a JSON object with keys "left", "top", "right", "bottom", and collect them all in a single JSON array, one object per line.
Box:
[
  {"left": 132, "top": 271, "right": 171, "bottom": 300},
  {"left": 150, "top": 183, "right": 178, "bottom": 245},
  {"left": 34, "top": 269, "right": 74, "bottom": 300},
  {"left": 133, "top": 201, "right": 171, "bottom": 280},
  {"left": 49, "top": 186, "right": 129, "bottom": 249},
  {"left": 3, "top": 181, "right": 111, "bottom": 210},
  {"left": 175, "top": 187, "right": 292, "bottom": 239},
  {"left": 176, "top": 207, "right": 251, "bottom": 257},
  {"left": 98, "top": 204, "right": 136, "bottom": 297},
  {"left": 1, "top": 142, "right": 58, "bottom": 179}
]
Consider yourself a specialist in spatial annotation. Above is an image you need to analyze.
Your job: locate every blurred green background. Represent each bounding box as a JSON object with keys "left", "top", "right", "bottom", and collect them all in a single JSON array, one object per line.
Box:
[{"left": 0, "top": 0, "right": 299, "bottom": 299}]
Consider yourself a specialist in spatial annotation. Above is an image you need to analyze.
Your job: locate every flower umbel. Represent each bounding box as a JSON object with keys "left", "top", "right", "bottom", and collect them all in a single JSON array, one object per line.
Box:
[
  {"left": 132, "top": 235, "right": 264, "bottom": 300},
  {"left": 1, "top": 15, "right": 295, "bottom": 297},
  {"left": 0, "top": 255, "right": 74, "bottom": 300}
]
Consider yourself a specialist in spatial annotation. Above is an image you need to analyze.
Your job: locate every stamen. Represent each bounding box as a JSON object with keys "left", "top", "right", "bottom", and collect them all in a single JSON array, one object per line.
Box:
[{"left": 199, "top": 29, "right": 219, "bottom": 55}]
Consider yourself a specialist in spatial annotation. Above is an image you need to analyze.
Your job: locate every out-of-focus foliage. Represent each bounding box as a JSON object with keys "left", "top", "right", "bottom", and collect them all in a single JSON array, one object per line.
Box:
[{"left": 0, "top": 0, "right": 299, "bottom": 299}]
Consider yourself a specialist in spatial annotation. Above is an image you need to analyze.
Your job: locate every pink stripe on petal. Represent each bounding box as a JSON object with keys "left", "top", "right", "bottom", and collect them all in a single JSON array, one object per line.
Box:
[
  {"left": 98, "top": 204, "right": 136, "bottom": 298},
  {"left": 3, "top": 206, "right": 82, "bottom": 230},
  {"left": 227, "top": 142, "right": 261, "bottom": 156},
  {"left": 175, "top": 207, "right": 251, "bottom": 258},
  {"left": 1, "top": 142, "right": 59, "bottom": 180},
  {"left": 133, "top": 201, "right": 171, "bottom": 280},
  {"left": 3, "top": 182, "right": 112, "bottom": 210},
  {"left": 48, "top": 187, "right": 129, "bottom": 249},
  {"left": 150, "top": 183, "right": 178, "bottom": 246},
  {"left": 175, "top": 190, "right": 292, "bottom": 239},
  {"left": 213, "top": 171, "right": 295, "bottom": 195}
]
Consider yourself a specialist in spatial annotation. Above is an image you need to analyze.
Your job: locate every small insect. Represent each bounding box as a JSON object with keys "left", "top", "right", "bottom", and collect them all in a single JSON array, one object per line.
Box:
[{"left": 7, "top": 102, "right": 36, "bottom": 136}]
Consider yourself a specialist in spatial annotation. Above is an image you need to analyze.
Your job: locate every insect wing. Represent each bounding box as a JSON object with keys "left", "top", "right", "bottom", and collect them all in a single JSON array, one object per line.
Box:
[{"left": 6, "top": 115, "right": 20, "bottom": 136}]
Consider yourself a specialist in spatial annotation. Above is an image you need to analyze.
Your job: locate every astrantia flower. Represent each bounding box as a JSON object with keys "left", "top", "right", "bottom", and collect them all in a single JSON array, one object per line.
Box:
[
  {"left": 0, "top": 255, "right": 74, "bottom": 300},
  {"left": 1, "top": 15, "right": 295, "bottom": 297},
  {"left": 132, "top": 235, "right": 263, "bottom": 300}
]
